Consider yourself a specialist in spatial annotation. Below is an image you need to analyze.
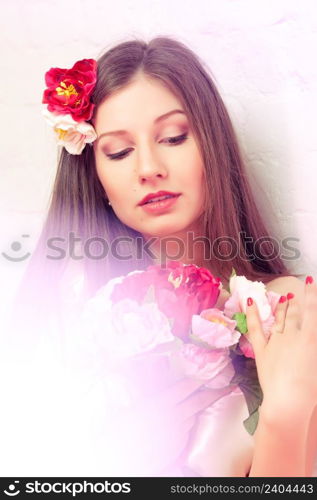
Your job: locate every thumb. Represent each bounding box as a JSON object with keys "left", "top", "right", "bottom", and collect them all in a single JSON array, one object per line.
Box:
[{"left": 245, "top": 297, "right": 267, "bottom": 359}]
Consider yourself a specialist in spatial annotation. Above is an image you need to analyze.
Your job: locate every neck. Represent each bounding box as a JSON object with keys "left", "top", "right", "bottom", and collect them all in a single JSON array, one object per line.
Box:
[{"left": 143, "top": 220, "right": 211, "bottom": 270}]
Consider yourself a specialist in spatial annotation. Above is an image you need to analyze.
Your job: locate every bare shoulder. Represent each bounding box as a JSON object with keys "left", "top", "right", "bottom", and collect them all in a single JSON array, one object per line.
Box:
[{"left": 265, "top": 275, "right": 305, "bottom": 295}]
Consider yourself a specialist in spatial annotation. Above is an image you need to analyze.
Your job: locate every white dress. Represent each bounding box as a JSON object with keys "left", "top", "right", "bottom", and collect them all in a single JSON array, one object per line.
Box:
[
  {"left": 182, "top": 387, "right": 317, "bottom": 477},
  {"left": 185, "top": 387, "right": 254, "bottom": 476}
]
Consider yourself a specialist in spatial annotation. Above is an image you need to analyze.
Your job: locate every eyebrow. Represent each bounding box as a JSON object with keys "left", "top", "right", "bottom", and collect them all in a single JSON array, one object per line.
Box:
[{"left": 95, "top": 109, "right": 186, "bottom": 144}]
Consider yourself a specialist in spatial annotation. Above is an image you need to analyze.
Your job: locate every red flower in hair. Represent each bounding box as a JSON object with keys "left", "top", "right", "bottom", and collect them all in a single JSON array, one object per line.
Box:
[{"left": 42, "top": 59, "right": 97, "bottom": 122}]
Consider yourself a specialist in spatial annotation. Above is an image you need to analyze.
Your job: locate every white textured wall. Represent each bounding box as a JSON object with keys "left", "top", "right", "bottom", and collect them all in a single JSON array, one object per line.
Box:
[
  {"left": 1, "top": 0, "right": 317, "bottom": 313},
  {"left": 1, "top": 0, "right": 317, "bottom": 478}
]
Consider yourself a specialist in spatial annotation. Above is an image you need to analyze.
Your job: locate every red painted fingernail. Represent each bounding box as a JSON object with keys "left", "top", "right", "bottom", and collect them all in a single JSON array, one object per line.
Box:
[
  {"left": 306, "top": 276, "right": 314, "bottom": 285},
  {"left": 287, "top": 292, "right": 294, "bottom": 300},
  {"left": 247, "top": 297, "right": 253, "bottom": 306},
  {"left": 279, "top": 295, "right": 287, "bottom": 303}
]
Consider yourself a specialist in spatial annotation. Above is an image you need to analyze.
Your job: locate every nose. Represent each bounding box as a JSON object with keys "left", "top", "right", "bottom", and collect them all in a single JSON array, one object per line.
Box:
[{"left": 136, "top": 142, "right": 168, "bottom": 184}]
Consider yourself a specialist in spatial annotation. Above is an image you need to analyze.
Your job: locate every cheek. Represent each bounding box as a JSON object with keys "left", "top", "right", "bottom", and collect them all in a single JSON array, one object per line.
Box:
[
  {"left": 188, "top": 159, "right": 206, "bottom": 209},
  {"left": 183, "top": 158, "right": 205, "bottom": 195},
  {"left": 95, "top": 155, "right": 107, "bottom": 189},
  {"left": 95, "top": 161, "right": 126, "bottom": 200},
  {"left": 182, "top": 144, "right": 205, "bottom": 184},
  {"left": 194, "top": 153, "right": 206, "bottom": 191}
]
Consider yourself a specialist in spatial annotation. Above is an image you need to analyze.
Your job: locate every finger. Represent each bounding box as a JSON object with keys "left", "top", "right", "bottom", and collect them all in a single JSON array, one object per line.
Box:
[
  {"left": 178, "top": 385, "right": 235, "bottom": 420},
  {"left": 283, "top": 292, "right": 300, "bottom": 334},
  {"left": 301, "top": 276, "right": 317, "bottom": 336},
  {"left": 270, "top": 296, "right": 289, "bottom": 335},
  {"left": 245, "top": 297, "right": 267, "bottom": 359}
]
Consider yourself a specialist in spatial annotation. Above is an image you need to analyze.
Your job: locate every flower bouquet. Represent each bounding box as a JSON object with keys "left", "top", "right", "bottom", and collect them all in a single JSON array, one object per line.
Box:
[{"left": 79, "top": 261, "right": 281, "bottom": 474}]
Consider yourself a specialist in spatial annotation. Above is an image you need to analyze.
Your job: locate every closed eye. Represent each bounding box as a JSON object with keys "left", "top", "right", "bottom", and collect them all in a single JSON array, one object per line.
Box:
[{"left": 105, "top": 133, "right": 188, "bottom": 161}]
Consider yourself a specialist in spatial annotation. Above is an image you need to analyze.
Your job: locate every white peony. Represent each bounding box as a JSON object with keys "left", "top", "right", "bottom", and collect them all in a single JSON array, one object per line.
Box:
[
  {"left": 42, "top": 107, "right": 97, "bottom": 154},
  {"left": 228, "top": 275, "right": 272, "bottom": 321}
]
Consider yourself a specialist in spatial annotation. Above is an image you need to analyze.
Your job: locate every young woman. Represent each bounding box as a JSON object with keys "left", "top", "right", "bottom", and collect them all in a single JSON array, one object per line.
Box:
[{"left": 9, "top": 36, "right": 317, "bottom": 476}]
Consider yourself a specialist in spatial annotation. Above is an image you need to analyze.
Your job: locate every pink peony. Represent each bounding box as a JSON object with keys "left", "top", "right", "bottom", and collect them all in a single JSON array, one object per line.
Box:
[
  {"left": 111, "top": 261, "right": 222, "bottom": 339},
  {"left": 172, "top": 343, "right": 234, "bottom": 389},
  {"left": 81, "top": 272, "right": 176, "bottom": 363},
  {"left": 191, "top": 308, "right": 240, "bottom": 348}
]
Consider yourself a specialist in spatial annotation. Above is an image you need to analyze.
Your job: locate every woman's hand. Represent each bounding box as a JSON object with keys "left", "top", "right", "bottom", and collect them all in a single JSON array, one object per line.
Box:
[
  {"left": 246, "top": 276, "right": 317, "bottom": 424},
  {"left": 113, "top": 377, "right": 235, "bottom": 475}
]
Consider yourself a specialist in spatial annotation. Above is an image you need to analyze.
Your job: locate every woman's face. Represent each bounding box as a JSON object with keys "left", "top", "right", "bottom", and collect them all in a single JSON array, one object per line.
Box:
[{"left": 93, "top": 73, "right": 206, "bottom": 238}]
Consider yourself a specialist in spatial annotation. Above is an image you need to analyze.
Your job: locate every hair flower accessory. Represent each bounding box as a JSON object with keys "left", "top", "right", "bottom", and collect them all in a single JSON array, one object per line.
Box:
[{"left": 42, "top": 58, "right": 98, "bottom": 154}]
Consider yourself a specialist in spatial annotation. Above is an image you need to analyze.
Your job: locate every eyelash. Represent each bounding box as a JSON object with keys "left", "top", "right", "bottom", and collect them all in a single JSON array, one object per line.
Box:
[{"left": 105, "top": 133, "right": 188, "bottom": 161}]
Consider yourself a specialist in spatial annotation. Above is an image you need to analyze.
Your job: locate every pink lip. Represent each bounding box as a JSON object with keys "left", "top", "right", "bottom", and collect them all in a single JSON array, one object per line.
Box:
[
  {"left": 139, "top": 194, "right": 181, "bottom": 214},
  {"left": 138, "top": 190, "right": 181, "bottom": 206}
]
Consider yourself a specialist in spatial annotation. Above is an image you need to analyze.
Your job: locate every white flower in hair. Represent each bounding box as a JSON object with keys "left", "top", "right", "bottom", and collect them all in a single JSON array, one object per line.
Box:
[{"left": 42, "top": 108, "right": 97, "bottom": 155}]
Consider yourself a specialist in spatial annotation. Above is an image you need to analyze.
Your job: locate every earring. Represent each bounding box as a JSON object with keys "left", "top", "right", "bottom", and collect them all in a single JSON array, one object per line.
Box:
[{"left": 108, "top": 200, "right": 111, "bottom": 206}]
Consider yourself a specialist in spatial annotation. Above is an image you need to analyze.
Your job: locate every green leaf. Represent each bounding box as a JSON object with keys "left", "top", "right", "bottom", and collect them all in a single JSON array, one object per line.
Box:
[
  {"left": 243, "top": 409, "right": 259, "bottom": 435},
  {"left": 223, "top": 267, "right": 237, "bottom": 293},
  {"left": 232, "top": 312, "right": 248, "bottom": 334},
  {"left": 228, "top": 268, "right": 237, "bottom": 293},
  {"left": 230, "top": 350, "right": 263, "bottom": 435},
  {"left": 230, "top": 267, "right": 237, "bottom": 279}
]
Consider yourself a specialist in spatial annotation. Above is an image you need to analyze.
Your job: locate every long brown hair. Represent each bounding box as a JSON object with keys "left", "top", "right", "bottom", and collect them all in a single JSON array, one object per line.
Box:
[{"left": 11, "top": 36, "right": 294, "bottom": 342}]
